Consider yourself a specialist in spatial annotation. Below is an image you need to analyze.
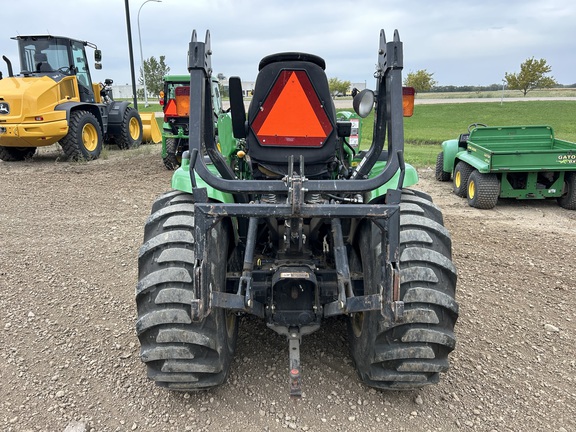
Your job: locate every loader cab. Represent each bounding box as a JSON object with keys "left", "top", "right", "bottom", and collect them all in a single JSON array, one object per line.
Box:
[{"left": 14, "top": 35, "right": 97, "bottom": 103}]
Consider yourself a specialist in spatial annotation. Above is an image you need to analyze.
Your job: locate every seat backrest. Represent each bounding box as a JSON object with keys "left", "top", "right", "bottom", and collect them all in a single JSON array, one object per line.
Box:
[
  {"left": 246, "top": 53, "right": 336, "bottom": 178},
  {"left": 34, "top": 52, "right": 52, "bottom": 72}
]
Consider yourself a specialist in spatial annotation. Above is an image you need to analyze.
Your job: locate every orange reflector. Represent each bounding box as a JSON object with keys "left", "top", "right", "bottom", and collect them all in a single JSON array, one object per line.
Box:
[
  {"left": 252, "top": 70, "right": 332, "bottom": 147},
  {"left": 402, "top": 86, "right": 415, "bottom": 117},
  {"left": 175, "top": 86, "right": 190, "bottom": 117},
  {"left": 164, "top": 98, "right": 178, "bottom": 117}
]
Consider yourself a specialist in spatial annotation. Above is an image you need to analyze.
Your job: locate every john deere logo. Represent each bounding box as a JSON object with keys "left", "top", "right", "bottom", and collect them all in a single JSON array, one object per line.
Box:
[{"left": 0, "top": 102, "right": 9, "bottom": 114}]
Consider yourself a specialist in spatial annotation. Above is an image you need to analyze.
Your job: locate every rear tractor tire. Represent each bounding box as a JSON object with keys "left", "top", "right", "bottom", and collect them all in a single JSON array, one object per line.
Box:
[
  {"left": 0, "top": 146, "right": 36, "bottom": 161},
  {"left": 557, "top": 172, "right": 576, "bottom": 210},
  {"left": 453, "top": 161, "right": 474, "bottom": 197},
  {"left": 348, "top": 190, "right": 458, "bottom": 389},
  {"left": 467, "top": 170, "right": 500, "bottom": 209},
  {"left": 435, "top": 152, "right": 451, "bottom": 182},
  {"left": 116, "top": 107, "right": 143, "bottom": 150},
  {"left": 59, "top": 110, "right": 102, "bottom": 161},
  {"left": 163, "top": 138, "right": 185, "bottom": 170},
  {"left": 136, "top": 190, "right": 238, "bottom": 391}
]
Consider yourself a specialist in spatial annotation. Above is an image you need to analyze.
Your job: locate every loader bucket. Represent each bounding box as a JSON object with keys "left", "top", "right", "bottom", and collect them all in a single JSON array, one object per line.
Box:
[{"left": 139, "top": 112, "right": 162, "bottom": 143}]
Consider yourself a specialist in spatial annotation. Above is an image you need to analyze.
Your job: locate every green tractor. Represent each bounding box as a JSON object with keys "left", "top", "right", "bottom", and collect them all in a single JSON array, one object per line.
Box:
[
  {"left": 136, "top": 29, "right": 458, "bottom": 395},
  {"left": 159, "top": 74, "right": 223, "bottom": 169}
]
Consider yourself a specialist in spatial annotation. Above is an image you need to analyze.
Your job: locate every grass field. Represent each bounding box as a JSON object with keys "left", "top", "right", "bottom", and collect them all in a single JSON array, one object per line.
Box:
[
  {"left": 357, "top": 100, "right": 576, "bottom": 167},
  {"left": 135, "top": 96, "right": 576, "bottom": 169}
]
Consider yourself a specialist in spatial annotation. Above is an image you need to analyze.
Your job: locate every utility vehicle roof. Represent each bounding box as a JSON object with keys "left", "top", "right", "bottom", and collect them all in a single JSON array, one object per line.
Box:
[{"left": 11, "top": 35, "right": 97, "bottom": 49}]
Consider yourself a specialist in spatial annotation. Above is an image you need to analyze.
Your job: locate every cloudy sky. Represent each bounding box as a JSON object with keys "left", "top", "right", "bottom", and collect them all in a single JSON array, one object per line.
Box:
[{"left": 1, "top": 0, "right": 574, "bottom": 88}]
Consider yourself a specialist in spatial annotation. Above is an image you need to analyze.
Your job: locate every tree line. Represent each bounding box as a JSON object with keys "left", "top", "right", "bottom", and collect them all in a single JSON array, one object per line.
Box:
[
  {"left": 402, "top": 57, "right": 571, "bottom": 96},
  {"left": 139, "top": 55, "right": 573, "bottom": 100}
]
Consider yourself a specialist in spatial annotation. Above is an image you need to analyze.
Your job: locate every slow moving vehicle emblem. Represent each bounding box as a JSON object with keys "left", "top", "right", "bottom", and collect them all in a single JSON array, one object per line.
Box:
[{"left": 0, "top": 102, "right": 9, "bottom": 114}]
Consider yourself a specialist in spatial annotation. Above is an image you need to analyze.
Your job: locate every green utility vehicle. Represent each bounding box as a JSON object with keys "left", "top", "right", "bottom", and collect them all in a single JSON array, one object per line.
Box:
[
  {"left": 436, "top": 124, "right": 576, "bottom": 209},
  {"left": 159, "top": 74, "right": 222, "bottom": 169},
  {"left": 136, "top": 29, "right": 458, "bottom": 395}
]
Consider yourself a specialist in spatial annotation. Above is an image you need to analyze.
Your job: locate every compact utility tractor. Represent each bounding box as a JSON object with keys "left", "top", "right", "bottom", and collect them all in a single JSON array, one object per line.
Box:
[
  {"left": 0, "top": 35, "right": 160, "bottom": 161},
  {"left": 136, "top": 29, "right": 458, "bottom": 395},
  {"left": 159, "top": 74, "right": 223, "bottom": 169}
]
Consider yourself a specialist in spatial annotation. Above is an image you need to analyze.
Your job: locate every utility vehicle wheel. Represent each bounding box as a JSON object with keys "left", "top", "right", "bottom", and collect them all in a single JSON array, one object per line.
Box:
[
  {"left": 0, "top": 146, "right": 36, "bottom": 161},
  {"left": 435, "top": 152, "right": 451, "bottom": 182},
  {"left": 558, "top": 172, "right": 576, "bottom": 210},
  {"left": 116, "top": 107, "right": 143, "bottom": 149},
  {"left": 467, "top": 170, "right": 499, "bottom": 209},
  {"left": 136, "top": 190, "right": 238, "bottom": 391},
  {"left": 349, "top": 191, "right": 458, "bottom": 389},
  {"left": 453, "top": 161, "right": 474, "bottom": 197},
  {"left": 59, "top": 110, "right": 103, "bottom": 160},
  {"left": 163, "top": 138, "right": 184, "bottom": 170}
]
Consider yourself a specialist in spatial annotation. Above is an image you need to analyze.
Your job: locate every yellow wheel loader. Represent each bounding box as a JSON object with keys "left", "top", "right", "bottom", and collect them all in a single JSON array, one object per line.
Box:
[{"left": 0, "top": 35, "right": 160, "bottom": 161}]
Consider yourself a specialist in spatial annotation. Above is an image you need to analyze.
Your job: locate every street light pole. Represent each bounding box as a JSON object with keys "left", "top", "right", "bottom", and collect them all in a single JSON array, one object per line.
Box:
[{"left": 137, "top": 0, "right": 161, "bottom": 108}]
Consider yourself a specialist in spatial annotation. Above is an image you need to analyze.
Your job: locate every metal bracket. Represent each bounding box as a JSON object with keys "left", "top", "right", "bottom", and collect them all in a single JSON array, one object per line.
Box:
[{"left": 288, "top": 328, "right": 302, "bottom": 397}]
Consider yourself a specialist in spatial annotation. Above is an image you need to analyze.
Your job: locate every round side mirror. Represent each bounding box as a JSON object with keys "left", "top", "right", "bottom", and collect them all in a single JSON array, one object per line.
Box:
[{"left": 353, "top": 89, "right": 375, "bottom": 118}]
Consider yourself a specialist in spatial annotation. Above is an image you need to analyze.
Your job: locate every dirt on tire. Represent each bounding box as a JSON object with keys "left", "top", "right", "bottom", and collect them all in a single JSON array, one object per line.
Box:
[{"left": 1, "top": 145, "right": 575, "bottom": 432}]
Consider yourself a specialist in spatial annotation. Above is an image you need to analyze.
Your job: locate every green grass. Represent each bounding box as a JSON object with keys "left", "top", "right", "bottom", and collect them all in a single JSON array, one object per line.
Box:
[
  {"left": 134, "top": 98, "right": 576, "bottom": 168},
  {"left": 356, "top": 100, "right": 576, "bottom": 167}
]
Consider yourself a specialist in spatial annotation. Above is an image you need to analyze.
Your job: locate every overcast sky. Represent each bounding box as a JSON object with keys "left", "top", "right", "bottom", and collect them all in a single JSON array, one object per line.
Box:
[{"left": 1, "top": 0, "right": 575, "bottom": 88}]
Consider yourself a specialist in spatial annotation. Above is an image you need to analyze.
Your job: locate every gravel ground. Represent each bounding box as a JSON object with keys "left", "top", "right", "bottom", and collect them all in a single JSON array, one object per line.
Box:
[{"left": 1, "top": 144, "right": 575, "bottom": 432}]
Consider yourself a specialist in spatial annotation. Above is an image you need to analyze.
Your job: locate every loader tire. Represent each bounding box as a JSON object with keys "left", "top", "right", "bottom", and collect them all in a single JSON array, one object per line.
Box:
[
  {"left": 557, "top": 172, "right": 576, "bottom": 210},
  {"left": 136, "top": 190, "right": 238, "bottom": 391},
  {"left": 116, "top": 107, "right": 143, "bottom": 149},
  {"left": 163, "top": 138, "right": 183, "bottom": 170},
  {"left": 60, "top": 110, "right": 102, "bottom": 161},
  {"left": 0, "top": 146, "right": 36, "bottom": 161},
  {"left": 435, "top": 152, "right": 451, "bottom": 182},
  {"left": 467, "top": 170, "right": 500, "bottom": 209},
  {"left": 348, "top": 190, "right": 458, "bottom": 390},
  {"left": 453, "top": 161, "right": 474, "bottom": 197}
]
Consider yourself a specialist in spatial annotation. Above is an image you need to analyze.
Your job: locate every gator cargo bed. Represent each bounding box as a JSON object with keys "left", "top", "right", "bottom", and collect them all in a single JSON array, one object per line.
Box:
[{"left": 465, "top": 125, "right": 576, "bottom": 173}]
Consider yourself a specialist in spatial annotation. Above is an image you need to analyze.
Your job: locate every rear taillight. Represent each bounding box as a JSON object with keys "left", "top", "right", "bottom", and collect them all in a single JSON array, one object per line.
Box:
[
  {"left": 402, "top": 87, "right": 415, "bottom": 117},
  {"left": 175, "top": 86, "right": 190, "bottom": 117}
]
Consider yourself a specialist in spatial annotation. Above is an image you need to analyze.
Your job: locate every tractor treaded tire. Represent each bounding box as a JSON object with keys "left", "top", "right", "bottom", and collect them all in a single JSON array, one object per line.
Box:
[
  {"left": 0, "top": 146, "right": 36, "bottom": 161},
  {"left": 435, "top": 152, "right": 451, "bottom": 182},
  {"left": 136, "top": 190, "right": 238, "bottom": 391},
  {"left": 349, "top": 190, "right": 458, "bottom": 390},
  {"left": 558, "top": 172, "right": 576, "bottom": 210},
  {"left": 60, "top": 110, "right": 103, "bottom": 161},
  {"left": 453, "top": 161, "right": 474, "bottom": 197},
  {"left": 116, "top": 107, "right": 143, "bottom": 150},
  {"left": 163, "top": 138, "right": 183, "bottom": 170},
  {"left": 467, "top": 170, "right": 499, "bottom": 209}
]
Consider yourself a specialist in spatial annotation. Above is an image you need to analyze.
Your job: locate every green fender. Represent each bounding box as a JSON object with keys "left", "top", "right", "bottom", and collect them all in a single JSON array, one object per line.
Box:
[
  {"left": 441, "top": 139, "right": 462, "bottom": 174},
  {"left": 170, "top": 157, "right": 235, "bottom": 203},
  {"left": 367, "top": 162, "right": 419, "bottom": 201},
  {"left": 455, "top": 151, "right": 490, "bottom": 173}
]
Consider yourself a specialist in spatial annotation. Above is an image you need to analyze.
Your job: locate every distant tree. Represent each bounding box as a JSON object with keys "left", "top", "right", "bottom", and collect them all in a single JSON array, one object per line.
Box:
[
  {"left": 403, "top": 69, "right": 437, "bottom": 93},
  {"left": 139, "top": 55, "right": 170, "bottom": 98},
  {"left": 328, "top": 77, "right": 351, "bottom": 97},
  {"left": 505, "top": 57, "right": 557, "bottom": 96}
]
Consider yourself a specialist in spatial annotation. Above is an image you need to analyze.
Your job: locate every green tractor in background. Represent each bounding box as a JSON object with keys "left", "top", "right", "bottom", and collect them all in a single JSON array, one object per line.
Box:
[
  {"left": 159, "top": 74, "right": 223, "bottom": 169},
  {"left": 136, "top": 29, "right": 458, "bottom": 395}
]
